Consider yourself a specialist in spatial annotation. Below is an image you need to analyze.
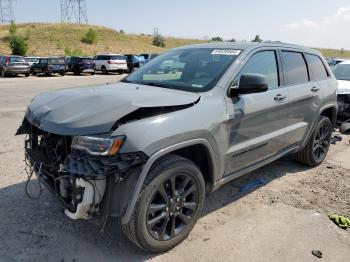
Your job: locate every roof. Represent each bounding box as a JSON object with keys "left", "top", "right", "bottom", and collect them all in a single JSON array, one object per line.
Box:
[{"left": 175, "top": 41, "right": 318, "bottom": 54}]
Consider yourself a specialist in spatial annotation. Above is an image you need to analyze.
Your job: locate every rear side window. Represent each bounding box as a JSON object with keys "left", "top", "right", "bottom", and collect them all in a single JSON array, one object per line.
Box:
[
  {"left": 236, "top": 50, "right": 279, "bottom": 89},
  {"left": 281, "top": 51, "right": 309, "bottom": 85},
  {"left": 305, "top": 54, "right": 329, "bottom": 81}
]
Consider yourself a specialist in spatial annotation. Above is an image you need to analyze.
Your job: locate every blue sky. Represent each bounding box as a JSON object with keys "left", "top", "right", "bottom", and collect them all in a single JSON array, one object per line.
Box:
[{"left": 13, "top": 0, "right": 350, "bottom": 49}]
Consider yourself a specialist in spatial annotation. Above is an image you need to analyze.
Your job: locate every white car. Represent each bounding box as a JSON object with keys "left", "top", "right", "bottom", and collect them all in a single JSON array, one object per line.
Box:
[
  {"left": 93, "top": 54, "right": 128, "bottom": 74},
  {"left": 332, "top": 60, "right": 350, "bottom": 118}
]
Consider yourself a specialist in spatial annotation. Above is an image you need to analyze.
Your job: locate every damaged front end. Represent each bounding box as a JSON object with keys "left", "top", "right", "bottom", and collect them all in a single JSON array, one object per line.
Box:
[
  {"left": 338, "top": 93, "right": 350, "bottom": 119},
  {"left": 18, "top": 119, "right": 148, "bottom": 221}
]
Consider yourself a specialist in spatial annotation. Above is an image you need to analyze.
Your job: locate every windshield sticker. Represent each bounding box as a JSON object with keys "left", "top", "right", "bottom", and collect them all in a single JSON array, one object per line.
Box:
[{"left": 211, "top": 49, "right": 241, "bottom": 56}]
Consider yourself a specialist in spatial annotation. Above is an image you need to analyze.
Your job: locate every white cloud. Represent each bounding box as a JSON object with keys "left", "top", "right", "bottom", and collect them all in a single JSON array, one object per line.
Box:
[{"left": 284, "top": 5, "right": 350, "bottom": 30}]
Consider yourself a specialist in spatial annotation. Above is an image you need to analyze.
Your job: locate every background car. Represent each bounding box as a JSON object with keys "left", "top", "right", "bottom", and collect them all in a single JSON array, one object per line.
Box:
[
  {"left": 125, "top": 54, "right": 145, "bottom": 73},
  {"left": 332, "top": 61, "right": 350, "bottom": 119},
  {"left": 327, "top": 57, "right": 346, "bottom": 67},
  {"left": 93, "top": 54, "right": 127, "bottom": 74},
  {"left": 26, "top": 57, "right": 41, "bottom": 66},
  {"left": 139, "top": 53, "right": 159, "bottom": 63},
  {"left": 31, "top": 57, "right": 66, "bottom": 76},
  {"left": 66, "top": 57, "right": 95, "bottom": 75},
  {"left": 0, "top": 55, "right": 30, "bottom": 77}
]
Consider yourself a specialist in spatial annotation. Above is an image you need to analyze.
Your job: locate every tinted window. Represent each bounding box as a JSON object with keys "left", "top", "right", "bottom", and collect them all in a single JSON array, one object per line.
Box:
[
  {"left": 236, "top": 51, "right": 279, "bottom": 89},
  {"left": 49, "top": 58, "right": 65, "bottom": 64},
  {"left": 110, "top": 55, "right": 126, "bottom": 60},
  {"left": 281, "top": 51, "right": 309, "bottom": 85},
  {"left": 306, "top": 54, "right": 328, "bottom": 81},
  {"left": 9, "top": 56, "right": 26, "bottom": 64}
]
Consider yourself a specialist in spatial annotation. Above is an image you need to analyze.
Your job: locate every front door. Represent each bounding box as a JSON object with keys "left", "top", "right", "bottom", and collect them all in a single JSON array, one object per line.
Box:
[{"left": 224, "top": 50, "right": 289, "bottom": 175}]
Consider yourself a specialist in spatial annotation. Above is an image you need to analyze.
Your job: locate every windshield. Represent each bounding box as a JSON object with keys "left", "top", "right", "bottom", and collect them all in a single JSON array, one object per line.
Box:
[
  {"left": 49, "top": 58, "right": 65, "bottom": 64},
  {"left": 333, "top": 64, "right": 350, "bottom": 81},
  {"left": 124, "top": 48, "right": 241, "bottom": 92}
]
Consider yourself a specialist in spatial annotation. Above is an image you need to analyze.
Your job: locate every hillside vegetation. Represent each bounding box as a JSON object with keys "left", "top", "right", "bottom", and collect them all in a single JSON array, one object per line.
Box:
[
  {"left": 0, "top": 23, "right": 204, "bottom": 56},
  {"left": 0, "top": 23, "right": 349, "bottom": 58}
]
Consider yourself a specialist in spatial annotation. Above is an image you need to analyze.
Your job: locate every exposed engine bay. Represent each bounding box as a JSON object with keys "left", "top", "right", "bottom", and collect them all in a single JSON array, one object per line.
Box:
[{"left": 20, "top": 121, "right": 147, "bottom": 221}]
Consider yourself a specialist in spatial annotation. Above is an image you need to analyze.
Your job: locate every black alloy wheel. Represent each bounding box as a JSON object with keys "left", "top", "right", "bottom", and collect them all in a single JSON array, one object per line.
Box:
[{"left": 146, "top": 173, "right": 199, "bottom": 241}]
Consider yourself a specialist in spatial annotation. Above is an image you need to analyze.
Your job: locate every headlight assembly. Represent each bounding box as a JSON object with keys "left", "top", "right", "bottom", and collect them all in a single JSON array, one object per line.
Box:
[{"left": 71, "top": 135, "right": 125, "bottom": 156}]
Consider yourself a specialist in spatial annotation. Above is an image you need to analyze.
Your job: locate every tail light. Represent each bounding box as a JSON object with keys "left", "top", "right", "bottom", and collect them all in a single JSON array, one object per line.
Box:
[
  {"left": 5, "top": 57, "right": 9, "bottom": 66},
  {"left": 108, "top": 60, "right": 126, "bottom": 64}
]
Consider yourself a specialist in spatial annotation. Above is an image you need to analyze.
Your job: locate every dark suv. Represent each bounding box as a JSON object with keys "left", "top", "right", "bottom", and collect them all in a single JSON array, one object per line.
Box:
[
  {"left": 17, "top": 42, "right": 337, "bottom": 252},
  {"left": 66, "top": 57, "right": 95, "bottom": 75},
  {"left": 31, "top": 57, "right": 66, "bottom": 76},
  {"left": 0, "top": 56, "right": 30, "bottom": 77}
]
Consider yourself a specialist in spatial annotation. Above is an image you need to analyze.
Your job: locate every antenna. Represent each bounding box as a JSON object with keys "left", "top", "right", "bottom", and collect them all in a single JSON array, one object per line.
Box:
[
  {"left": 0, "top": 0, "right": 14, "bottom": 23},
  {"left": 60, "top": 0, "right": 88, "bottom": 24}
]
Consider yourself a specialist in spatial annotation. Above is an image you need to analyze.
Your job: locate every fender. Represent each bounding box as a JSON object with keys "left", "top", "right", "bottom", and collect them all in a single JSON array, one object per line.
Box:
[{"left": 121, "top": 138, "right": 217, "bottom": 224}]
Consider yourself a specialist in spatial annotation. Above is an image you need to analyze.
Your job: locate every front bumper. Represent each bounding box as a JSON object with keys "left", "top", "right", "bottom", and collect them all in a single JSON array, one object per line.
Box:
[{"left": 20, "top": 121, "right": 148, "bottom": 220}]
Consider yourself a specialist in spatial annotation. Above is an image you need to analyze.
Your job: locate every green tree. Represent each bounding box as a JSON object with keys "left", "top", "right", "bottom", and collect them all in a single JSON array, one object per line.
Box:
[
  {"left": 81, "top": 28, "right": 97, "bottom": 44},
  {"left": 211, "top": 36, "right": 223, "bottom": 42},
  {"left": 9, "top": 35, "right": 28, "bottom": 56},
  {"left": 153, "top": 34, "right": 166, "bottom": 47},
  {"left": 251, "top": 34, "right": 263, "bottom": 43}
]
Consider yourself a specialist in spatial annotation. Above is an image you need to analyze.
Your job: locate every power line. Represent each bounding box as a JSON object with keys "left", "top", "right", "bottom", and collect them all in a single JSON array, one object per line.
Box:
[
  {"left": 0, "top": 0, "right": 14, "bottom": 23},
  {"left": 60, "top": 0, "right": 88, "bottom": 24}
]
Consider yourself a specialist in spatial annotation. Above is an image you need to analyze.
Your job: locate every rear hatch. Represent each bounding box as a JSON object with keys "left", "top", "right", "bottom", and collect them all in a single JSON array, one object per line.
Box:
[
  {"left": 6, "top": 56, "right": 30, "bottom": 70},
  {"left": 108, "top": 55, "right": 127, "bottom": 67},
  {"left": 48, "top": 58, "right": 66, "bottom": 71},
  {"left": 79, "top": 58, "right": 95, "bottom": 69}
]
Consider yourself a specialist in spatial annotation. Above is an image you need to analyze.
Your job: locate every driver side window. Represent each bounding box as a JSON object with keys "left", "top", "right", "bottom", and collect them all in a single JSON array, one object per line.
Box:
[{"left": 234, "top": 51, "right": 279, "bottom": 90}]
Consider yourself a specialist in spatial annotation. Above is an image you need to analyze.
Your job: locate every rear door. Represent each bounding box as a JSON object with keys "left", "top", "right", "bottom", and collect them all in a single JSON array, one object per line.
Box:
[
  {"left": 224, "top": 49, "right": 289, "bottom": 175},
  {"left": 281, "top": 50, "right": 323, "bottom": 146}
]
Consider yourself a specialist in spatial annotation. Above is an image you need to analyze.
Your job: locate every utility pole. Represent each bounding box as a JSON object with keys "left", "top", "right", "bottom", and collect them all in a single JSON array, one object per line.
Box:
[
  {"left": 0, "top": 0, "right": 15, "bottom": 23},
  {"left": 60, "top": 0, "right": 88, "bottom": 24}
]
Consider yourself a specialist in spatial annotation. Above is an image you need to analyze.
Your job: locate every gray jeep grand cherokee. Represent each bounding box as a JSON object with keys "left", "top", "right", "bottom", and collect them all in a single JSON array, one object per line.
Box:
[{"left": 17, "top": 42, "right": 337, "bottom": 252}]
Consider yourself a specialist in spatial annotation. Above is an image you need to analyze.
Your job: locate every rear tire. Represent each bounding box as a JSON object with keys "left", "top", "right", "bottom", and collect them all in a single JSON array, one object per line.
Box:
[
  {"left": 101, "top": 66, "right": 108, "bottom": 75},
  {"left": 294, "top": 116, "right": 332, "bottom": 167},
  {"left": 121, "top": 154, "right": 205, "bottom": 253},
  {"left": 60, "top": 71, "right": 65, "bottom": 76},
  {"left": 1, "top": 69, "right": 6, "bottom": 77},
  {"left": 25, "top": 72, "right": 30, "bottom": 77}
]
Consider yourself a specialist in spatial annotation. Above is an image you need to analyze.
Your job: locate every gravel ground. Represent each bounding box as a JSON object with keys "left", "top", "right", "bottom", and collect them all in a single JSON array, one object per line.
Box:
[{"left": 0, "top": 74, "right": 349, "bottom": 262}]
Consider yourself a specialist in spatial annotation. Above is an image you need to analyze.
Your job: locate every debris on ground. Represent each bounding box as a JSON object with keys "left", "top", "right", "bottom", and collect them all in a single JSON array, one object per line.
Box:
[
  {"left": 239, "top": 178, "right": 266, "bottom": 193},
  {"left": 312, "top": 250, "right": 323, "bottom": 258},
  {"left": 328, "top": 214, "right": 350, "bottom": 229}
]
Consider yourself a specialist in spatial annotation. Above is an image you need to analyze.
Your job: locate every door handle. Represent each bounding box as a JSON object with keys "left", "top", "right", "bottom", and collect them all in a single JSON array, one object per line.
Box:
[
  {"left": 311, "top": 86, "right": 320, "bottom": 92},
  {"left": 274, "top": 94, "right": 287, "bottom": 101}
]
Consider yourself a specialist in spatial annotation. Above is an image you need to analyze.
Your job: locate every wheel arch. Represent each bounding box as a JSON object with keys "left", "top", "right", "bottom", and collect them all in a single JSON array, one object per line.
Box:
[
  {"left": 121, "top": 138, "right": 217, "bottom": 224},
  {"left": 320, "top": 105, "right": 337, "bottom": 127}
]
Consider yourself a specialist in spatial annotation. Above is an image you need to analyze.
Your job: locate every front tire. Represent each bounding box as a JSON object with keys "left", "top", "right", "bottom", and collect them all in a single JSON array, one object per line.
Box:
[
  {"left": 121, "top": 155, "right": 205, "bottom": 253},
  {"left": 101, "top": 66, "right": 108, "bottom": 75},
  {"left": 294, "top": 116, "right": 332, "bottom": 167}
]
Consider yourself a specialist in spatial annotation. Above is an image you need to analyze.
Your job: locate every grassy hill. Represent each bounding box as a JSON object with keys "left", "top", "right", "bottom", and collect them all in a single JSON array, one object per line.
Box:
[
  {"left": 0, "top": 23, "right": 205, "bottom": 56},
  {"left": 0, "top": 23, "right": 349, "bottom": 58}
]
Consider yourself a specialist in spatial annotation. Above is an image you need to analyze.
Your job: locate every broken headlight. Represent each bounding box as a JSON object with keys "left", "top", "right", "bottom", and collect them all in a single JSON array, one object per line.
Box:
[{"left": 71, "top": 135, "right": 125, "bottom": 156}]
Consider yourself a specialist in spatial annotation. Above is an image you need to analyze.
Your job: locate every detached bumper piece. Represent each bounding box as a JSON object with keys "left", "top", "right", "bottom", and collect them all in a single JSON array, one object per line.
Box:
[{"left": 21, "top": 122, "right": 147, "bottom": 220}]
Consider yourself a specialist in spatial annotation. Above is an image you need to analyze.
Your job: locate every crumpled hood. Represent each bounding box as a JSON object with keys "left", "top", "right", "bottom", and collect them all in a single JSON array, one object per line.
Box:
[
  {"left": 338, "top": 80, "right": 350, "bottom": 95},
  {"left": 25, "top": 82, "right": 200, "bottom": 136}
]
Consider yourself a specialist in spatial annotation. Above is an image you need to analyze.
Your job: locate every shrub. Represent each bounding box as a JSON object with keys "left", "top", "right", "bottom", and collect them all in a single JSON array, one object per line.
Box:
[
  {"left": 9, "top": 35, "right": 28, "bottom": 56},
  {"left": 9, "top": 21, "right": 17, "bottom": 35},
  {"left": 211, "top": 36, "right": 223, "bottom": 42},
  {"left": 153, "top": 34, "right": 165, "bottom": 47},
  {"left": 81, "top": 28, "right": 97, "bottom": 44},
  {"left": 251, "top": 34, "right": 263, "bottom": 43}
]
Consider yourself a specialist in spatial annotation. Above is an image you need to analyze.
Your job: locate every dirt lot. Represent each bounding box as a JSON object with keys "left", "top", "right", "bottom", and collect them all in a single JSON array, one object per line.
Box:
[{"left": 0, "top": 74, "right": 349, "bottom": 262}]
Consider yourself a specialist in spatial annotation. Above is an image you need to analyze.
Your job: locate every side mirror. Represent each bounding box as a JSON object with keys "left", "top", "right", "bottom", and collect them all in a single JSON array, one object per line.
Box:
[{"left": 228, "top": 73, "right": 268, "bottom": 97}]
